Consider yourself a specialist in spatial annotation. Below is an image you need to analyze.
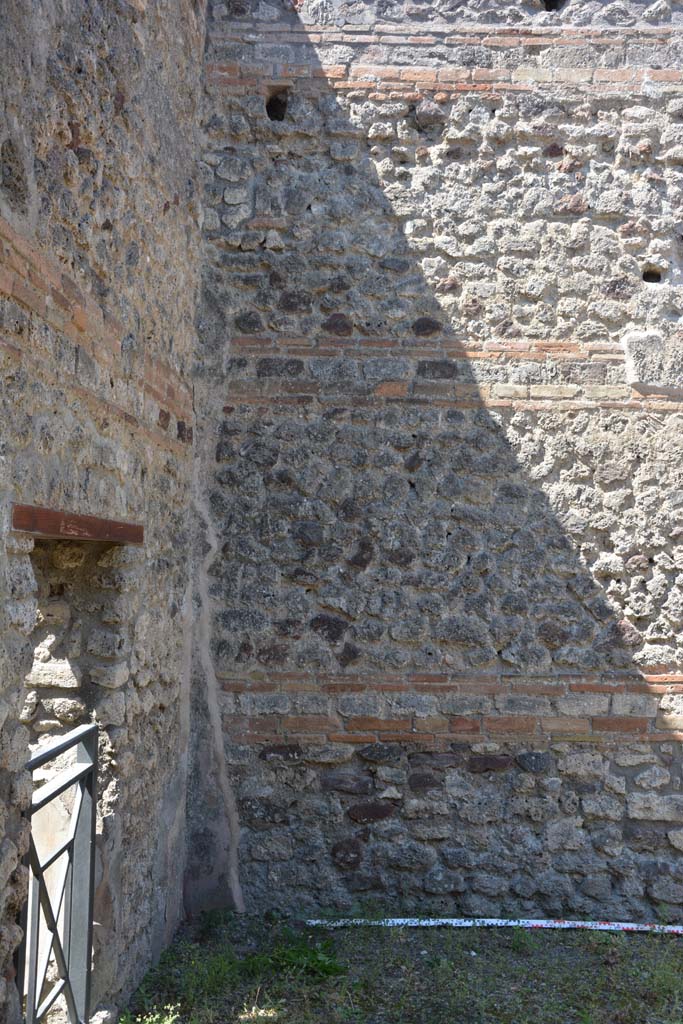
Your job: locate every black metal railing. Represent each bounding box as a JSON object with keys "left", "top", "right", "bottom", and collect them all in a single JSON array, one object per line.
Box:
[{"left": 17, "top": 723, "right": 98, "bottom": 1024}]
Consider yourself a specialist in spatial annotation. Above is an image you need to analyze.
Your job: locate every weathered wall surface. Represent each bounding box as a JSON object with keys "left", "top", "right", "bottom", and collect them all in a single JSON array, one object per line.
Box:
[
  {"left": 194, "top": 0, "right": 683, "bottom": 920},
  {"left": 293, "top": 0, "right": 681, "bottom": 25},
  {"left": 0, "top": 1, "right": 205, "bottom": 1018}
]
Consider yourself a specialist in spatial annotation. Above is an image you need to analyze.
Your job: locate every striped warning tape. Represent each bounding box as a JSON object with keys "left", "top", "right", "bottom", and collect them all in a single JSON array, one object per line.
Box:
[{"left": 305, "top": 917, "right": 683, "bottom": 934}]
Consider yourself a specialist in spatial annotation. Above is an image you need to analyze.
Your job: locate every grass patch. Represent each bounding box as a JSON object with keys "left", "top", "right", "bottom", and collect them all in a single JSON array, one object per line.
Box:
[{"left": 122, "top": 915, "right": 683, "bottom": 1024}]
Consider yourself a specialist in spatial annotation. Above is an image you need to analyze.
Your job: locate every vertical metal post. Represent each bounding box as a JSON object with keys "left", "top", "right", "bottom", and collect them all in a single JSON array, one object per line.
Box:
[
  {"left": 24, "top": 868, "right": 41, "bottom": 1024},
  {"left": 70, "top": 730, "right": 97, "bottom": 1023},
  {"left": 62, "top": 854, "right": 73, "bottom": 976}
]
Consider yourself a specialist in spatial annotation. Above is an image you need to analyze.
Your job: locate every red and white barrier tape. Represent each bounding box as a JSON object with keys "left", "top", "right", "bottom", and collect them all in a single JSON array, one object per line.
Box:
[{"left": 306, "top": 917, "right": 683, "bottom": 935}]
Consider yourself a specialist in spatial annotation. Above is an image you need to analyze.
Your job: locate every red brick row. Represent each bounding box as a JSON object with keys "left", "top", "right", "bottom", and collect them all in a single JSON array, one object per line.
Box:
[
  {"left": 0, "top": 214, "right": 194, "bottom": 441},
  {"left": 227, "top": 713, "right": 683, "bottom": 746}
]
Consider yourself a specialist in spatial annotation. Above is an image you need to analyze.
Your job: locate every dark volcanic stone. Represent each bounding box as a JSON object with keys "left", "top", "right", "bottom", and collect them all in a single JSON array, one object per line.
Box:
[
  {"left": 413, "top": 316, "right": 441, "bottom": 336},
  {"left": 322, "top": 313, "right": 353, "bottom": 336},
  {"left": 310, "top": 614, "right": 348, "bottom": 643},
  {"left": 358, "top": 743, "right": 403, "bottom": 765},
  {"left": 347, "top": 800, "right": 395, "bottom": 823},
  {"left": 259, "top": 744, "right": 303, "bottom": 762},
  {"left": 274, "top": 618, "right": 303, "bottom": 638},
  {"left": 292, "top": 520, "right": 324, "bottom": 547},
  {"left": 416, "top": 359, "right": 457, "bottom": 379},
  {"left": 468, "top": 754, "right": 514, "bottom": 773},
  {"left": 623, "top": 821, "right": 669, "bottom": 853},
  {"left": 256, "top": 357, "right": 304, "bottom": 378},
  {"left": 380, "top": 256, "right": 410, "bottom": 272},
  {"left": 240, "top": 441, "right": 278, "bottom": 467},
  {"left": 338, "top": 642, "right": 361, "bottom": 667},
  {"left": 537, "top": 620, "right": 572, "bottom": 648},
  {"left": 242, "top": 798, "right": 291, "bottom": 828},
  {"left": 331, "top": 837, "right": 364, "bottom": 869},
  {"left": 278, "top": 289, "right": 312, "bottom": 312},
  {"left": 617, "top": 618, "right": 642, "bottom": 647},
  {"left": 347, "top": 871, "right": 386, "bottom": 892},
  {"left": 408, "top": 771, "right": 442, "bottom": 791},
  {"left": 347, "top": 537, "right": 374, "bottom": 569},
  {"left": 256, "top": 643, "right": 289, "bottom": 666},
  {"left": 385, "top": 543, "right": 415, "bottom": 567},
  {"left": 517, "top": 751, "right": 553, "bottom": 773},
  {"left": 235, "top": 310, "right": 262, "bottom": 333},
  {"left": 321, "top": 770, "right": 374, "bottom": 795}
]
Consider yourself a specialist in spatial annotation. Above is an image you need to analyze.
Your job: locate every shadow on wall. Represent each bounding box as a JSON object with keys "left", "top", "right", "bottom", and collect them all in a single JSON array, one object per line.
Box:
[
  {"left": 190, "top": 0, "right": 683, "bottom": 921},
  {"left": 16, "top": 540, "right": 144, "bottom": 1009}
]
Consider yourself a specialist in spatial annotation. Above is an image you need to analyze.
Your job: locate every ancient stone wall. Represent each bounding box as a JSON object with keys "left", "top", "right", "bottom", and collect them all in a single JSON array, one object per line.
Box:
[
  {"left": 0, "top": 2, "right": 205, "bottom": 1019},
  {"left": 194, "top": 0, "right": 683, "bottom": 920},
  {"left": 2, "top": 0, "right": 683, "bottom": 1015}
]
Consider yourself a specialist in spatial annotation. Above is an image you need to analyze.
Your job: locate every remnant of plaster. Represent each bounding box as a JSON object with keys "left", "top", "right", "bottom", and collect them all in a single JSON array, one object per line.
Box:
[{"left": 193, "top": 457, "right": 245, "bottom": 914}]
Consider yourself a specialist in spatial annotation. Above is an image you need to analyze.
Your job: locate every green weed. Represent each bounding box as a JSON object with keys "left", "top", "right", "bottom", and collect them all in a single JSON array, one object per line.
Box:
[
  {"left": 120, "top": 1006, "right": 181, "bottom": 1024},
  {"left": 509, "top": 927, "right": 539, "bottom": 955},
  {"left": 124, "top": 926, "right": 344, "bottom": 1023},
  {"left": 122, "top": 917, "right": 683, "bottom": 1024},
  {"left": 266, "top": 932, "right": 345, "bottom": 978}
]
